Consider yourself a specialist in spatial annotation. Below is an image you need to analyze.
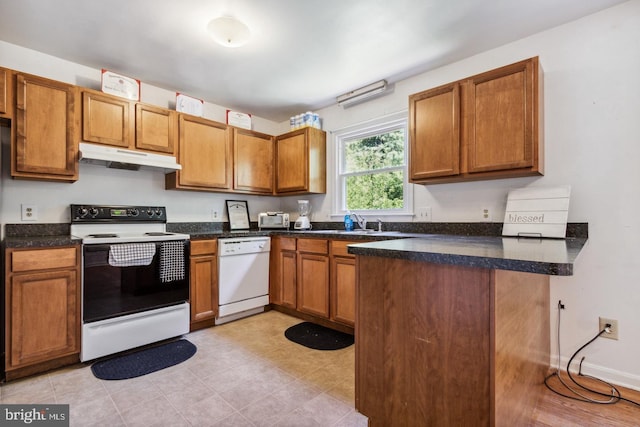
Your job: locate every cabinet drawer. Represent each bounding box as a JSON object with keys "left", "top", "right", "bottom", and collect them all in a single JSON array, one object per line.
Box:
[
  {"left": 11, "top": 247, "right": 78, "bottom": 272},
  {"left": 191, "top": 239, "right": 217, "bottom": 256},
  {"left": 297, "top": 238, "right": 328, "bottom": 255},
  {"left": 331, "top": 240, "right": 365, "bottom": 258},
  {"left": 280, "top": 237, "right": 297, "bottom": 251}
]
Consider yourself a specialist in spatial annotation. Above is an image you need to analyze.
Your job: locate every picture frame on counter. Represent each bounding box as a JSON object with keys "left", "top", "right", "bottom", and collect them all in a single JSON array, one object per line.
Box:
[{"left": 226, "top": 200, "right": 250, "bottom": 230}]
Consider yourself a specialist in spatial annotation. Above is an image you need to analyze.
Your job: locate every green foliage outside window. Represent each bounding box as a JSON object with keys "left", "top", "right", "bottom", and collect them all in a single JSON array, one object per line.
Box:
[{"left": 343, "top": 129, "right": 405, "bottom": 210}]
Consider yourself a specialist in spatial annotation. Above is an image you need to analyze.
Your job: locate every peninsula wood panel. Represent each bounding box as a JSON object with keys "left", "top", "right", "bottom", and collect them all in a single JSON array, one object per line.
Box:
[
  {"left": 355, "top": 255, "right": 550, "bottom": 426},
  {"left": 13, "top": 73, "right": 78, "bottom": 181}
]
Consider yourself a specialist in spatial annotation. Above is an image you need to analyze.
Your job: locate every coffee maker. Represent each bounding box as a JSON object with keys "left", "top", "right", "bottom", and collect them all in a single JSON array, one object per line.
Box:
[{"left": 294, "top": 200, "right": 311, "bottom": 230}]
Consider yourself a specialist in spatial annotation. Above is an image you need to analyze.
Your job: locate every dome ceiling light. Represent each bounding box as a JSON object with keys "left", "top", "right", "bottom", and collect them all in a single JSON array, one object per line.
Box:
[{"left": 207, "top": 16, "right": 251, "bottom": 48}]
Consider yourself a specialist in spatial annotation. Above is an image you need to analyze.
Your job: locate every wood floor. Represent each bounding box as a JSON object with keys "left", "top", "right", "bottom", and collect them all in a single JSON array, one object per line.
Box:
[{"left": 532, "top": 371, "right": 640, "bottom": 426}]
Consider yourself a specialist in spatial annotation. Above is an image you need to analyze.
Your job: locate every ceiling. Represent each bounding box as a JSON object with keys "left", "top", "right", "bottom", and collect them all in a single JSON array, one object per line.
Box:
[{"left": 0, "top": 0, "right": 627, "bottom": 122}]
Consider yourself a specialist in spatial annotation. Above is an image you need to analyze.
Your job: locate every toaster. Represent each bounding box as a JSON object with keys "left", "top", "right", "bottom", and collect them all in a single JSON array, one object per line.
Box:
[{"left": 258, "top": 212, "right": 290, "bottom": 229}]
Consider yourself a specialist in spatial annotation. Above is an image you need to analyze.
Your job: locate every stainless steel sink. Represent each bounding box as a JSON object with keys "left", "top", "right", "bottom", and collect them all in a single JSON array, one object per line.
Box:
[{"left": 300, "top": 229, "right": 402, "bottom": 236}]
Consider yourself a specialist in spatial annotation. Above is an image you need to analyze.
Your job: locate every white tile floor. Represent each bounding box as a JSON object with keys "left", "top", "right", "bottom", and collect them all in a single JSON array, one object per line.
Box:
[{"left": 0, "top": 311, "right": 368, "bottom": 427}]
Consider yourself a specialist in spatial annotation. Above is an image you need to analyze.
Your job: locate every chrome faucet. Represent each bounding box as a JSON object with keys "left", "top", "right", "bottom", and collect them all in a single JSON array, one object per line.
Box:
[
  {"left": 377, "top": 218, "right": 383, "bottom": 232},
  {"left": 351, "top": 213, "right": 367, "bottom": 230}
]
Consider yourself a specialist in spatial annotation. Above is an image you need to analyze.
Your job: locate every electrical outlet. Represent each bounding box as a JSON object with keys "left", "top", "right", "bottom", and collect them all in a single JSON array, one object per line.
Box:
[
  {"left": 599, "top": 317, "right": 619, "bottom": 340},
  {"left": 480, "top": 207, "right": 491, "bottom": 222},
  {"left": 212, "top": 210, "right": 219, "bottom": 219},
  {"left": 21, "top": 204, "right": 38, "bottom": 221},
  {"left": 415, "top": 206, "right": 432, "bottom": 222}
]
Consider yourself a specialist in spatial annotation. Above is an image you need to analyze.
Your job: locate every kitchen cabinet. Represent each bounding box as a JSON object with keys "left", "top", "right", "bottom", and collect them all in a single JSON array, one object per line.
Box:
[
  {"left": 0, "top": 67, "right": 12, "bottom": 118},
  {"left": 233, "top": 127, "right": 274, "bottom": 194},
  {"left": 269, "top": 236, "right": 297, "bottom": 308},
  {"left": 166, "top": 114, "right": 232, "bottom": 191},
  {"left": 12, "top": 73, "right": 79, "bottom": 182},
  {"left": 189, "top": 239, "right": 218, "bottom": 331},
  {"left": 135, "top": 102, "right": 176, "bottom": 154},
  {"left": 409, "top": 56, "right": 543, "bottom": 184},
  {"left": 330, "top": 240, "right": 358, "bottom": 327},
  {"left": 275, "top": 127, "right": 326, "bottom": 194},
  {"left": 296, "top": 238, "right": 330, "bottom": 318},
  {"left": 5, "top": 246, "right": 81, "bottom": 381},
  {"left": 82, "top": 89, "right": 132, "bottom": 148},
  {"left": 81, "top": 90, "right": 177, "bottom": 155}
]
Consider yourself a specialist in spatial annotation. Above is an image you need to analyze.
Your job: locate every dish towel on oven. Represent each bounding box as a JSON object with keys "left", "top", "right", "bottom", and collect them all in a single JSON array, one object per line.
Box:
[
  {"left": 108, "top": 243, "right": 156, "bottom": 267},
  {"left": 160, "top": 241, "right": 185, "bottom": 283}
]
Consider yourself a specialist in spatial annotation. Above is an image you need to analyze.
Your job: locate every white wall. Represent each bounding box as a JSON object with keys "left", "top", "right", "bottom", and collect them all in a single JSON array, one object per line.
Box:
[
  {"left": 304, "top": 1, "right": 640, "bottom": 389},
  {"left": 1, "top": 1, "right": 639, "bottom": 390},
  {"left": 0, "top": 41, "right": 287, "bottom": 226}
]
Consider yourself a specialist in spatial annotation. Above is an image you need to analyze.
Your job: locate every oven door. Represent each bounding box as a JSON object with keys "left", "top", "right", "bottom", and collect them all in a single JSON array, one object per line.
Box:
[{"left": 82, "top": 240, "right": 190, "bottom": 323}]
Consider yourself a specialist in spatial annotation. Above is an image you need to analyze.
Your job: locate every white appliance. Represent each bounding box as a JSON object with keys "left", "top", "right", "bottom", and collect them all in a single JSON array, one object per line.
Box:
[
  {"left": 79, "top": 142, "right": 182, "bottom": 172},
  {"left": 217, "top": 236, "right": 271, "bottom": 324},
  {"left": 294, "top": 199, "right": 311, "bottom": 230},
  {"left": 70, "top": 204, "right": 190, "bottom": 362},
  {"left": 258, "top": 212, "right": 290, "bottom": 229}
]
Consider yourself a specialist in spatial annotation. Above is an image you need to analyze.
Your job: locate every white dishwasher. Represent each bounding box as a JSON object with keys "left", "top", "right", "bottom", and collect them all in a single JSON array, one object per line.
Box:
[{"left": 217, "top": 236, "right": 271, "bottom": 324}]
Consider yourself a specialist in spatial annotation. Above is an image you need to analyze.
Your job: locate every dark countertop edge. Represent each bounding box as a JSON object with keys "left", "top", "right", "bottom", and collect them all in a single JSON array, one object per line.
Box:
[
  {"left": 3, "top": 236, "right": 82, "bottom": 249},
  {"left": 347, "top": 246, "right": 574, "bottom": 276}
]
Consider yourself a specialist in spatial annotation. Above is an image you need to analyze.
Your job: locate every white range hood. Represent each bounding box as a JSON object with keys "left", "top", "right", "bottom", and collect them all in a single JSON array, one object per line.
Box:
[{"left": 79, "top": 142, "right": 181, "bottom": 172}]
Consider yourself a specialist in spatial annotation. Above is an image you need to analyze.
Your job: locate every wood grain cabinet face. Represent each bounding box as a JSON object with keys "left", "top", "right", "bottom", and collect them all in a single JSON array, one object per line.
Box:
[
  {"left": 269, "top": 237, "right": 297, "bottom": 308},
  {"left": 409, "top": 56, "right": 542, "bottom": 184},
  {"left": 330, "top": 240, "right": 359, "bottom": 327},
  {"left": 5, "top": 246, "right": 81, "bottom": 376},
  {"left": 0, "top": 67, "right": 12, "bottom": 118},
  {"left": 275, "top": 127, "right": 326, "bottom": 195},
  {"left": 189, "top": 240, "right": 218, "bottom": 330},
  {"left": 233, "top": 127, "right": 274, "bottom": 194},
  {"left": 296, "top": 238, "right": 329, "bottom": 318},
  {"left": 135, "top": 103, "right": 177, "bottom": 155},
  {"left": 82, "top": 90, "right": 131, "bottom": 148},
  {"left": 13, "top": 73, "right": 78, "bottom": 182},
  {"left": 168, "top": 115, "right": 232, "bottom": 191}
]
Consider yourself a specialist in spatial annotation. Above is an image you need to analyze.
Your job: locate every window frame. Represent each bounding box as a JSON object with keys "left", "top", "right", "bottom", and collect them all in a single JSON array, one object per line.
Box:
[{"left": 333, "top": 111, "right": 413, "bottom": 217}]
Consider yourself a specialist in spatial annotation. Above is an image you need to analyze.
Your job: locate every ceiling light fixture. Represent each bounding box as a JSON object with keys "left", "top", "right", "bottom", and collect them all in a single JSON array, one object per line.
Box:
[
  {"left": 337, "top": 80, "right": 388, "bottom": 107},
  {"left": 207, "top": 16, "right": 251, "bottom": 48}
]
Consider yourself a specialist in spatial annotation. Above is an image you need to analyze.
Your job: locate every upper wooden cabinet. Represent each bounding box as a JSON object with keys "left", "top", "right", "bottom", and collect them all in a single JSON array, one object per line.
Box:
[
  {"left": 12, "top": 73, "right": 79, "bottom": 182},
  {"left": 233, "top": 127, "right": 274, "bottom": 194},
  {"left": 135, "top": 103, "right": 176, "bottom": 154},
  {"left": 275, "top": 127, "right": 326, "bottom": 194},
  {"left": 166, "top": 114, "right": 232, "bottom": 191},
  {"left": 81, "top": 90, "right": 176, "bottom": 155},
  {"left": 0, "top": 67, "right": 13, "bottom": 118},
  {"left": 82, "top": 89, "right": 132, "bottom": 148},
  {"left": 409, "top": 57, "right": 543, "bottom": 184}
]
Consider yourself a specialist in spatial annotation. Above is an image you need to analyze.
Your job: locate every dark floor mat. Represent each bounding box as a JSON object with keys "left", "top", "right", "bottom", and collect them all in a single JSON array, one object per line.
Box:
[
  {"left": 284, "top": 322, "right": 354, "bottom": 350},
  {"left": 91, "top": 339, "right": 196, "bottom": 380}
]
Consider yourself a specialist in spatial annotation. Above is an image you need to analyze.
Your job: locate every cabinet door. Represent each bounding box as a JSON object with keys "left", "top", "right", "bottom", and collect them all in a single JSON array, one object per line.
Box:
[
  {"left": 409, "top": 82, "right": 460, "bottom": 181},
  {"left": 281, "top": 250, "right": 298, "bottom": 308},
  {"left": 275, "top": 127, "right": 326, "bottom": 194},
  {"left": 233, "top": 127, "right": 274, "bottom": 194},
  {"left": 82, "top": 90, "right": 132, "bottom": 148},
  {"left": 135, "top": 103, "right": 176, "bottom": 154},
  {"left": 331, "top": 256, "right": 356, "bottom": 326},
  {"left": 0, "top": 67, "right": 11, "bottom": 117},
  {"left": 13, "top": 73, "right": 78, "bottom": 181},
  {"left": 190, "top": 254, "right": 218, "bottom": 323},
  {"left": 297, "top": 253, "right": 329, "bottom": 318},
  {"left": 175, "top": 115, "right": 232, "bottom": 190},
  {"left": 464, "top": 58, "right": 538, "bottom": 173},
  {"left": 8, "top": 269, "right": 79, "bottom": 369}
]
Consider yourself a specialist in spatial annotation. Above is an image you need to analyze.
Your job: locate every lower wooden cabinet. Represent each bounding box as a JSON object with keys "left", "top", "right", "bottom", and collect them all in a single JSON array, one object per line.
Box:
[
  {"left": 189, "top": 239, "right": 218, "bottom": 331},
  {"left": 270, "top": 236, "right": 363, "bottom": 328},
  {"left": 5, "top": 246, "right": 81, "bottom": 380}
]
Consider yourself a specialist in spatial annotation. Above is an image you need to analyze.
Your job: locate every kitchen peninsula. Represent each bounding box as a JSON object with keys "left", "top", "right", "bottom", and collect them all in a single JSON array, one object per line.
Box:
[{"left": 348, "top": 234, "right": 587, "bottom": 427}]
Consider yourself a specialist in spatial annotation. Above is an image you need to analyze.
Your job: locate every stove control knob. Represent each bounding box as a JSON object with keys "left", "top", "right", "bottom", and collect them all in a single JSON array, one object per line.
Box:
[
  {"left": 88, "top": 208, "right": 99, "bottom": 217},
  {"left": 155, "top": 209, "right": 163, "bottom": 217},
  {"left": 77, "top": 207, "right": 88, "bottom": 218},
  {"left": 146, "top": 209, "right": 154, "bottom": 217},
  {"left": 129, "top": 208, "right": 139, "bottom": 217}
]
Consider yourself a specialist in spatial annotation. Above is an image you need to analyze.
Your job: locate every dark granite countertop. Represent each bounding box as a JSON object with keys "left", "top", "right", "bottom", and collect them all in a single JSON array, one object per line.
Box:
[{"left": 347, "top": 235, "right": 588, "bottom": 276}]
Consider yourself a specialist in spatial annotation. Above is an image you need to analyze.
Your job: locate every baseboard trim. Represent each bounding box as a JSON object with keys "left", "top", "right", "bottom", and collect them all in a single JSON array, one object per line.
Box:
[{"left": 551, "top": 354, "right": 640, "bottom": 392}]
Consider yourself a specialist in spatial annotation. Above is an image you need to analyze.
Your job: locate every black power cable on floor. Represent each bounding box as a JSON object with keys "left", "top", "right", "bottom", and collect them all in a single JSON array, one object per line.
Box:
[{"left": 544, "top": 302, "right": 640, "bottom": 407}]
